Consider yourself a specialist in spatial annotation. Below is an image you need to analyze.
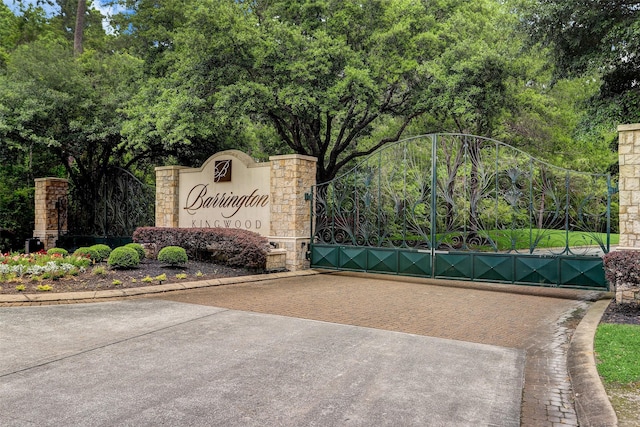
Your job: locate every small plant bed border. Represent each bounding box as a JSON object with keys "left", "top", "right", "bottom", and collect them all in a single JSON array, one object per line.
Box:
[{"left": 0, "top": 258, "right": 253, "bottom": 295}]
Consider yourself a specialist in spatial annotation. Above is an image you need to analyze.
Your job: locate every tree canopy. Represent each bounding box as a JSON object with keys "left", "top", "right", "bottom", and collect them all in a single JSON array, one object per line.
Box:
[
  {"left": 523, "top": 0, "right": 640, "bottom": 124},
  {"left": 122, "top": 0, "right": 532, "bottom": 182},
  {"left": 0, "top": 0, "right": 624, "bottom": 247}
]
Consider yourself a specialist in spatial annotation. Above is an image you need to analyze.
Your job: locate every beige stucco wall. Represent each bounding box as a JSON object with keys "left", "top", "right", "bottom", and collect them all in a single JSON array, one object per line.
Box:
[{"left": 178, "top": 150, "right": 271, "bottom": 235}]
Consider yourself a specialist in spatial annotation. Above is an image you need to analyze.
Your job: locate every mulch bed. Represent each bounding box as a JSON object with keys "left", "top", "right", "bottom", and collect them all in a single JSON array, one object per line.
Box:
[
  {"left": 0, "top": 259, "right": 254, "bottom": 295},
  {"left": 600, "top": 300, "right": 640, "bottom": 325}
]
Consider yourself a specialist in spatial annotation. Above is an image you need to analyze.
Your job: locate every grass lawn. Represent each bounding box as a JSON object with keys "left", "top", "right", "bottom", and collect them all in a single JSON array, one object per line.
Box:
[
  {"left": 595, "top": 324, "right": 640, "bottom": 384},
  {"left": 483, "top": 229, "right": 618, "bottom": 251},
  {"left": 594, "top": 323, "right": 640, "bottom": 424},
  {"left": 397, "top": 229, "right": 619, "bottom": 251}
]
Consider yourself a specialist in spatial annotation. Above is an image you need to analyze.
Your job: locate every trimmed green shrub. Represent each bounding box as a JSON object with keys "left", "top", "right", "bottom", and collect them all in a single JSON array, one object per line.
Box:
[
  {"left": 89, "top": 244, "right": 112, "bottom": 262},
  {"left": 124, "top": 243, "right": 145, "bottom": 260},
  {"left": 47, "top": 248, "right": 69, "bottom": 256},
  {"left": 107, "top": 246, "right": 140, "bottom": 269},
  {"left": 73, "top": 246, "right": 100, "bottom": 262},
  {"left": 158, "top": 246, "right": 188, "bottom": 266}
]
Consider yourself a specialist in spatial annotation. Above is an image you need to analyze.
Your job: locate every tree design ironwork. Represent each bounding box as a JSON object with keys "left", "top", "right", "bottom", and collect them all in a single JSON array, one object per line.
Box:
[
  {"left": 312, "top": 134, "right": 614, "bottom": 256},
  {"left": 67, "top": 167, "right": 155, "bottom": 237}
]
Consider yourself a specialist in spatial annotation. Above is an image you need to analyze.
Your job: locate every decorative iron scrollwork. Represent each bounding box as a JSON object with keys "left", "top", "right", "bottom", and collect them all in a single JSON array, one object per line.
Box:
[
  {"left": 312, "top": 134, "right": 614, "bottom": 256},
  {"left": 66, "top": 167, "right": 155, "bottom": 237}
]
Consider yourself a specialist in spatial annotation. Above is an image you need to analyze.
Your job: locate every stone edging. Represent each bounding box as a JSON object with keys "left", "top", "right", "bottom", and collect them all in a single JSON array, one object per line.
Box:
[
  {"left": 0, "top": 270, "right": 321, "bottom": 305},
  {"left": 567, "top": 298, "right": 618, "bottom": 427}
]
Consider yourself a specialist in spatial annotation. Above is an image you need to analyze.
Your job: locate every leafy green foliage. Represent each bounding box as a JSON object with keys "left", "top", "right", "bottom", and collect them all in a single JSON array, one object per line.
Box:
[
  {"left": 522, "top": 0, "right": 640, "bottom": 130},
  {"left": 89, "top": 244, "right": 112, "bottom": 263},
  {"left": 157, "top": 246, "right": 188, "bottom": 266},
  {"left": 0, "top": 3, "right": 19, "bottom": 68},
  {"left": 73, "top": 246, "right": 100, "bottom": 262},
  {"left": 121, "top": 0, "right": 536, "bottom": 182},
  {"left": 124, "top": 242, "right": 145, "bottom": 260},
  {"left": 107, "top": 246, "right": 140, "bottom": 269},
  {"left": 0, "top": 0, "right": 624, "bottom": 250},
  {"left": 47, "top": 247, "right": 69, "bottom": 256}
]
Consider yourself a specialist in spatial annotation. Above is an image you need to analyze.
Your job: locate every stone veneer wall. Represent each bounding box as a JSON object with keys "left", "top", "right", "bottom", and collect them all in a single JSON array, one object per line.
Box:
[
  {"left": 616, "top": 124, "right": 640, "bottom": 303},
  {"left": 33, "top": 178, "right": 68, "bottom": 250},
  {"left": 268, "top": 154, "right": 317, "bottom": 271},
  {"left": 153, "top": 155, "right": 317, "bottom": 271},
  {"left": 155, "top": 166, "right": 186, "bottom": 228}
]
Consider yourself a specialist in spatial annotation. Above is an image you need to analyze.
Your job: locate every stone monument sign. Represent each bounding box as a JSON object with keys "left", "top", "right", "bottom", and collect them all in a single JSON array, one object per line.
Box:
[{"left": 178, "top": 151, "right": 271, "bottom": 235}]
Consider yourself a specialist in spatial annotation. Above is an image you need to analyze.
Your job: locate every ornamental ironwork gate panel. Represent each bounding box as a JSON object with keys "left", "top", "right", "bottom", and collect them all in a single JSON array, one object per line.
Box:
[
  {"left": 310, "top": 134, "right": 614, "bottom": 290},
  {"left": 58, "top": 167, "right": 155, "bottom": 249}
]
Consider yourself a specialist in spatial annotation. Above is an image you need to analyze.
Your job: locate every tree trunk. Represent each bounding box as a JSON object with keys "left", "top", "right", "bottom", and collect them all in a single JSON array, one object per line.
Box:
[{"left": 73, "top": 0, "right": 86, "bottom": 55}]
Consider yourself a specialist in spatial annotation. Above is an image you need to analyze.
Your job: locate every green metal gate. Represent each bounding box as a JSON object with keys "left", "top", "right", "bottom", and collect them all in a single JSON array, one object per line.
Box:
[{"left": 309, "top": 134, "right": 615, "bottom": 290}]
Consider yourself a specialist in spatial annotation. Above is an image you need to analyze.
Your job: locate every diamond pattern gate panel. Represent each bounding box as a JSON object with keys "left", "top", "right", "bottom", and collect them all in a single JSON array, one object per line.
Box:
[{"left": 310, "top": 134, "right": 613, "bottom": 290}]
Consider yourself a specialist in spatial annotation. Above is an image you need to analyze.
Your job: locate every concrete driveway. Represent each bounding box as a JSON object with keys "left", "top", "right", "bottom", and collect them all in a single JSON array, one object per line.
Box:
[
  {"left": 1, "top": 298, "right": 524, "bottom": 426},
  {"left": 1, "top": 271, "right": 609, "bottom": 426}
]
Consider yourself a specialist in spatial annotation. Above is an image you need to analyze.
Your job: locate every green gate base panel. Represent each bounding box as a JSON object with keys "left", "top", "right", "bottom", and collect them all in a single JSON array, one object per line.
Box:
[{"left": 310, "top": 245, "right": 608, "bottom": 290}]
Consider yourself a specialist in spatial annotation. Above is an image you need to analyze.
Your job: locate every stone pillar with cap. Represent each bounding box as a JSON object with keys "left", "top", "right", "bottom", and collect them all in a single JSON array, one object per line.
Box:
[{"left": 33, "top": 177, "right": 68, "bottom": 250}]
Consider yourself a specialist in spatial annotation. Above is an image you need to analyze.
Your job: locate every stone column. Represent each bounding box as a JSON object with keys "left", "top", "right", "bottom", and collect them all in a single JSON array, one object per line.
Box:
[
  {"left": 33, "top": 178, "right": 68, "bottom": 250},
  {"left": 616, "top": 124, "right": 640, "bottom": 303},
  {"left": 617, "top": 124, "right": 640, "bottom": 250},
  {"left": 269, "top": 154, "right": 317, "bottom": 271},
  {"left": 155, "top": 166, "right": 186, "bottom": 228}
]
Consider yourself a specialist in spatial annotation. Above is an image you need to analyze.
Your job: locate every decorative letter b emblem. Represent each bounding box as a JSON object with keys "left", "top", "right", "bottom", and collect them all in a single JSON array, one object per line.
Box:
[{"left": 214, "top": 160, "right": 232, "bottom": 182}]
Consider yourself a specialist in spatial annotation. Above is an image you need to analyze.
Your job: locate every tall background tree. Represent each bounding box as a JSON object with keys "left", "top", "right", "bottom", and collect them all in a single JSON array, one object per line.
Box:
[
  {"left": 521, "top": 0, "right": 639, "bottom": 170},
  {"left": 122, "top": 0, "right": 533, "bottom": 182},
  {"left": 0, "top": 1, "right": 148, "bottom": 247}
]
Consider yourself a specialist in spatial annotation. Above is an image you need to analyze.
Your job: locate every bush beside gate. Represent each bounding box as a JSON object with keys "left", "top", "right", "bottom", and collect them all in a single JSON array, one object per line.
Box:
[{"left": 133, "top": 227, "right": 270, "bottom": 270}]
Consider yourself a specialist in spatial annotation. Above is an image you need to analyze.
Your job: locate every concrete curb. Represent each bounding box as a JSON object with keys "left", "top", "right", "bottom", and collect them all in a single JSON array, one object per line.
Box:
[
  {"left": 0, "top": 270, "right": 321, "bottom": 304},
  {"left": 568, "top": 298, "right": 618, "bottom": 427}
]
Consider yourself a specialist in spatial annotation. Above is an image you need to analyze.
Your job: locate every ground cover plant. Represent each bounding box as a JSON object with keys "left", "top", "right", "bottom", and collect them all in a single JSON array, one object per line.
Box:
[
  {"left": 0, "top": 248, "right": 252, "bottom": 294},
  {"left": 0, "top": 251, "right": 91, "bottom": 289},
  {"left": 595, "top": 323, "right": 640, "bottom": 384}
]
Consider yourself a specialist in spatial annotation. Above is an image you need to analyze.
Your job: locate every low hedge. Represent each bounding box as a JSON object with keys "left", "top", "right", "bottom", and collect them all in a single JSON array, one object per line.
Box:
[
  {"left": 73, "top": 246, "right": 100, "bottom": 262},
  {"left": 124, "top": 243, "right": 146, "bottom": 260},
  {"left": 133, "top": 227, "right": 269, "bottom": 269},
  {"left": 47, "top": 248, "right": 69, "bottom": 256}
]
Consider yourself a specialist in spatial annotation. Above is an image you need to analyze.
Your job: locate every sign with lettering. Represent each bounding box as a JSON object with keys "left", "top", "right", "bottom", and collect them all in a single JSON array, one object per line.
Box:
[{"left": 178, "top": 150, "right": 271, "bottom": 235}]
